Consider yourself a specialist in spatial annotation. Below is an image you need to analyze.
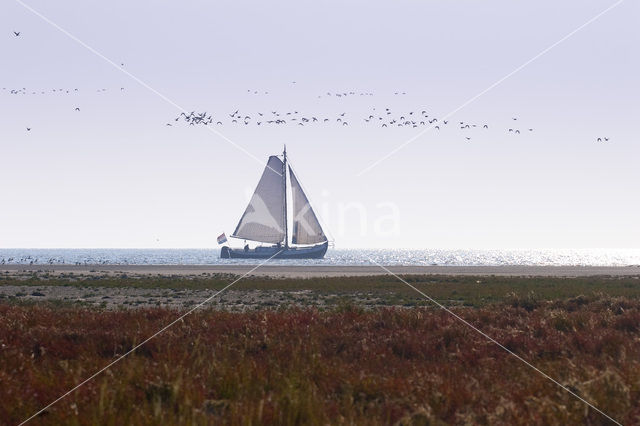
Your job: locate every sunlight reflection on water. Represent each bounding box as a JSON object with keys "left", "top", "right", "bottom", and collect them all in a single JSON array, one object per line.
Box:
[{"left": 1, "top": 248, "right": 640, "bottom": 266}]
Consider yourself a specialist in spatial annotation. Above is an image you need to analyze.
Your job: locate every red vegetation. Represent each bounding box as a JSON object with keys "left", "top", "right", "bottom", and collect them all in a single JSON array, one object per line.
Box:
[{"left": 1, "top": 298, "right": 639, "bottom": 425}]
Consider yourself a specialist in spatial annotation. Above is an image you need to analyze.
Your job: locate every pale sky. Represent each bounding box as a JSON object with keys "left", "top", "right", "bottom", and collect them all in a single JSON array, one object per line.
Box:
[{"left": 1, "top": 0, "right": 638, "bottom": 249}]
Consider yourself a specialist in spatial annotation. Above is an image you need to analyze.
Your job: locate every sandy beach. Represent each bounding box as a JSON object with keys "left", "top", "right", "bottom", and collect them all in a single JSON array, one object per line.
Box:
[{"left": 2, "top": 264, "right": 640, "bottom": 278}]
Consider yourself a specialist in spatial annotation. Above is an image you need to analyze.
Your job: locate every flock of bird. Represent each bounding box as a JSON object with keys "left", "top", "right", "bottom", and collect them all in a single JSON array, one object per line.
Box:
[
  {"left": 2, "top": 86, "right": 124, "bottom": 96},
  {"left": 172, "top": 110, "right": 355, "bottom": 127},
  {"left": 168, "top": 104, "right": 616, "bottom": 143},
  {"left": 317, "top": 91, "right": 375, "bottom": 98},
  {"left": 246, "top": 90, "right": 378, "bottom": 98},
  {"left": 8, "top": 30, "right": 611, "bottom": 142},
  {"left": 0, "top": 257, "right": 110, "bottom": 265},
  {"left": 3, "top": 84, "right": 124, "bottom": 131},
  {"left": 170, "top": 107, "right": 543, "bottom": 141}
]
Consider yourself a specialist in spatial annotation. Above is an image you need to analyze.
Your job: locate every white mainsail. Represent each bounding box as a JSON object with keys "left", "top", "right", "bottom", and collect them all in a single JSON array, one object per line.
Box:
[
  {"left": 231, "top": 156, "right": 286, "bottom": 244},
  {"left": 289, "top": 167, "right": 327, "bottom": 245},
  {"left": 230, "top": 149, "right": 327, "bottom": 248}
]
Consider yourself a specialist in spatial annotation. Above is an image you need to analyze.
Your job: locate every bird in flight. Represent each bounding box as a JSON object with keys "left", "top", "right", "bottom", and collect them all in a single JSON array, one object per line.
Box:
[
  {"left": 13, "top": 31, "right": 20, "bottom": 37},
  {"left": 74, "top": 107, "right": 80, "bottom": 111},
  {"left": 26, "top": 127, "right": 31, "bottom": 131}
]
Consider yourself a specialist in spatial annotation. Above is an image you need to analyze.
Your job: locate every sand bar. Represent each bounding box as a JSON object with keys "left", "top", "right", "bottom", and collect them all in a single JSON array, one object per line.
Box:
[{"left": 2, "top": 264, "right": 640, "bottom": 278}]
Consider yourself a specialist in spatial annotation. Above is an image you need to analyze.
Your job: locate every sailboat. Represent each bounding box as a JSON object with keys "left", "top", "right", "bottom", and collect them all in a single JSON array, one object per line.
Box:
[{"left": 220, "top": 147, "right": 329, "bottom": 259}]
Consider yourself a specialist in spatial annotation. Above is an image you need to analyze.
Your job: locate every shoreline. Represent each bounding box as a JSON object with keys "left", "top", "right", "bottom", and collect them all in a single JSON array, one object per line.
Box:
[{"left": 2, "top": 264, "right": 640, "bottom": 278}]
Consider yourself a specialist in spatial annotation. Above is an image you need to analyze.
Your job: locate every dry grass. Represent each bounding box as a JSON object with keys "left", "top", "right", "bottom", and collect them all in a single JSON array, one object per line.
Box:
[{"left": 2, "top": 294, "right": 639, "bottom": 425}]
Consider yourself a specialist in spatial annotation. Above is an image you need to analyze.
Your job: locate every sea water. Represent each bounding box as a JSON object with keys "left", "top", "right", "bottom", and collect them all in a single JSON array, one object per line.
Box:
[{"left": 1, "top": 248, "right": 639, "bottom": 266}]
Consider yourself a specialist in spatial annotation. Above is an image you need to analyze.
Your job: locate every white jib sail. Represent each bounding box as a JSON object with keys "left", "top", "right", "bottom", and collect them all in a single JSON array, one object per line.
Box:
[
  {"left": 232, "top": 156, "right": 286, "bottom": 244},
  {"left": 289, "top": 167, "right": 326, "bottom": 245}
]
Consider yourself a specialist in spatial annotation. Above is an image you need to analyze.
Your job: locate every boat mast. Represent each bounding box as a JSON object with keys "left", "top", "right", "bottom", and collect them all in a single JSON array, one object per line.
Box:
[{"left": 282, "top": 145, "right": 288, "bottom": 249}]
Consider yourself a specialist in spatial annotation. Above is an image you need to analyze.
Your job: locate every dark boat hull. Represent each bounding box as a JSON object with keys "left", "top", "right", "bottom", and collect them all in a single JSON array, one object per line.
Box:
[{"left": 220, "top": 242, "right": 328, "bottom": 259}]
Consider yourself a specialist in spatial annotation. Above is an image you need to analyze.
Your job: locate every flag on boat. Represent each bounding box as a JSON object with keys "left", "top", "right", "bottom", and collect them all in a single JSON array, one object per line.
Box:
[{"left": 217, "top": 233, "right": 227, "bottom": 244}]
